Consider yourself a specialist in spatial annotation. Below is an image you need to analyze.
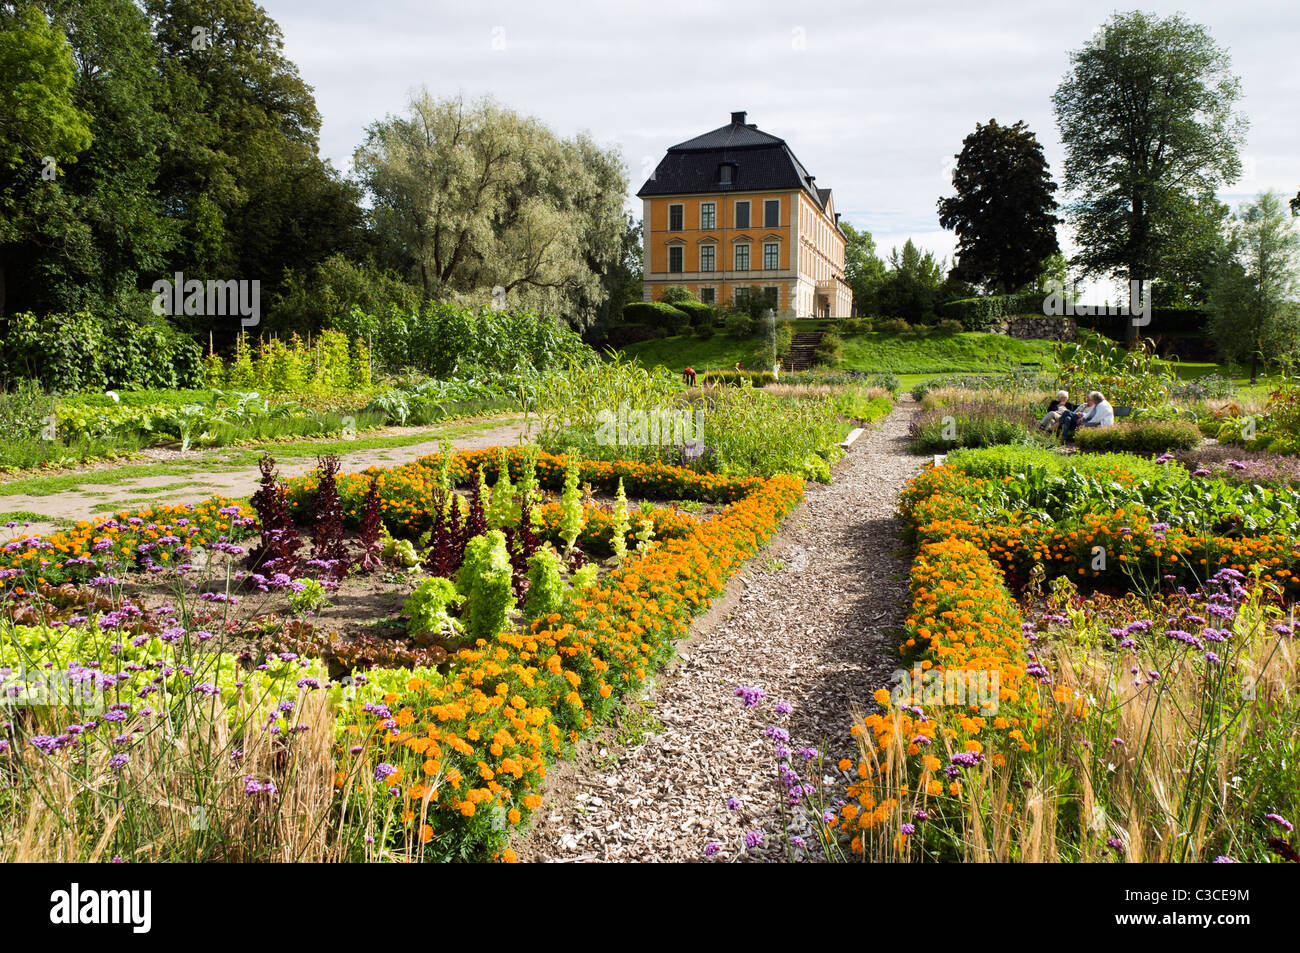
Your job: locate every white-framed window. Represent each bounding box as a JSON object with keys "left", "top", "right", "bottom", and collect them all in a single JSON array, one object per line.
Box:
[
  {"left": 734, "top": 200, "right": 750, "bottom": 229},
  {"left": 764, "top": 199, "right": 780, "bottom": 227},
  {"left": 700, "top": 245, "right": 715, "bottom": 272},
  {"left": 734, "top": 244, "right": 750, "bottom": 271},
  {"left": 668, "top": 204, "right": 684, "bottom": 231},
  {"left": 764, "top": 286, "right": 779, "bottom": 308},
  {"left": 763, "top": 243, "right": 779, "bottom": 270},
  {"left": 700, "top": 287, "right": 716, "bottom": 304},
  {"left": 719, "top": 164, "right": 733, "bottom": 185},
  {"left": 700, "top": 202, "right": 716, "bottom": 230},
  {"left": 668, "top": 246, "right": 683, "bottom": 273}
]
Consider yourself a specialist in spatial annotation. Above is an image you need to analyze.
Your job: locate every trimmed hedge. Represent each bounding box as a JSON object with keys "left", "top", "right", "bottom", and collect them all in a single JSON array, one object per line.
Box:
[
  {"left": 1074, "top": 307, "right": 1208, "bottom": 342},
  {"left": 939, "top": 293, "right": 1044, "bottom": 331},
  {"left": 602, "top": 323, "right": 668, "bottom": 349},
  {"left": 1073, "top": 420, "right": 1201, "bottom": 454},
  {"left": 623, "top": 301, "right": 691, "bottom": 333},
  {"left": 672, "top": 301, "right": 716, "bottom": 326}
]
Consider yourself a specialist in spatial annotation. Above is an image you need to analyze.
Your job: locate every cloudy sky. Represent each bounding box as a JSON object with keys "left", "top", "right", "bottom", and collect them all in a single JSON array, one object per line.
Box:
[{"left": 266, "top": 0, "right": 1299, "bottom": 288}]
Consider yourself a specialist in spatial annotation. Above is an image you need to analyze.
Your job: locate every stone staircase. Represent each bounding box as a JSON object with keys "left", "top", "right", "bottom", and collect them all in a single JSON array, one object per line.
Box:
[{"left": 781, "top": 329, "right": 824, "bottom": 372}]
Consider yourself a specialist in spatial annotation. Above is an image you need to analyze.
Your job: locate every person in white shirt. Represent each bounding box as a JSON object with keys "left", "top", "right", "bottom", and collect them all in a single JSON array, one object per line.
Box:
[
  {"left": 1061, "top": 391, "right": 1114, "bottom": 440},
  {"left": 1081, "top": 391, "right": 1115, "bottom": 428}
]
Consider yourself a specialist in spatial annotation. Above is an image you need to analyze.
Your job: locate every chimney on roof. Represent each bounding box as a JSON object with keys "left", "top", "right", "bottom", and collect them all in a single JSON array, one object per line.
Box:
[
  {"left": 834, "top": 212, "right": 841, "bottom": 222},
  {"left": 731, "top": 110, "right": 746, "bottom": 124}
]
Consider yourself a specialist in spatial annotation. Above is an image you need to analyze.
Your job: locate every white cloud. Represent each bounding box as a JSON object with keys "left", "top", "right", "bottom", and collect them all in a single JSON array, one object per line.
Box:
[{"left": 266, "top": 0, "right": 1300, "bottom": 281}]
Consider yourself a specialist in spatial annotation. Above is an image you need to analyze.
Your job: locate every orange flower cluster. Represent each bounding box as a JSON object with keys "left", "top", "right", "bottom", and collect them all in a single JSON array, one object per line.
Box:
[
  {"left": 844, "top": 538, "right": 1052, "bottom": 846},
  {"left": 0, "top": 498, "right": 255, "bottom": 591},
  {"left": 901, "top": 464, "right": 1300, "bottom": 594},
  {"left": 336, "top": 462, "right": 805, "bottom": 860}
]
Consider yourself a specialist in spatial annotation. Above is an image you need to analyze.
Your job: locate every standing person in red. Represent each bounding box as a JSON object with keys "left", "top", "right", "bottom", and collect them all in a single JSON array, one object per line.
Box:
[{"left": 682, "top": 365, "right": 696, "bottom": 386}]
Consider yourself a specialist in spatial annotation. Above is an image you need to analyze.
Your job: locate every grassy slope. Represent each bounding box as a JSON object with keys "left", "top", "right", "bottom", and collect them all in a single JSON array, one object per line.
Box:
[
  {"left": 620, "top": 330, "right": 1057, "bottom": 375},
  {"left": 617, "top": 335, "right": 756, "bottom": 371}
]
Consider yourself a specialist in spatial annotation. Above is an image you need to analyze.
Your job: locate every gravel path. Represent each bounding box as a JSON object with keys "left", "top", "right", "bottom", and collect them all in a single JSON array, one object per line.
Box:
[{"left": 515, "top": 400, "right": 925, "bottom": 862}]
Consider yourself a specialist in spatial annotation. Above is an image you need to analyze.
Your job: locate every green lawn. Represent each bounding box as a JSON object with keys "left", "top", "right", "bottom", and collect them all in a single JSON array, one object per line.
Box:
[
  {"left": 619, "top": 329, "right": 1057, "bottom": 376},
  {"left": 618, "top": 334, "right": 758, "bottom": 371},
  {"left": 837, "top": 331, "right": 1056, "bottom": 374}
]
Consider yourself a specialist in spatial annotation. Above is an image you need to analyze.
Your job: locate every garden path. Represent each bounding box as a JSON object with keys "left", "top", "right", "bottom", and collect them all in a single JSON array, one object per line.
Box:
[
  {"left": 0, "top": 415, "right": 529, "bottom": 539},
  {"left": 514, "top": 400, "right": 925, "bottom": 862}
]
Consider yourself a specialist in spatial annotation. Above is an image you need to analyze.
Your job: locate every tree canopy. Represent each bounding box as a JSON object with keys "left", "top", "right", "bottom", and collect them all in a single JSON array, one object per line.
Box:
[
  {"left": 353, "top": 91, "right": 627, "bottom": 331},
  {"left": 1053, "top": 10, "right": 1246, "bottom": 341},
  {"left": 937, "top": 119, "right": 1060, "bottom": 294}
]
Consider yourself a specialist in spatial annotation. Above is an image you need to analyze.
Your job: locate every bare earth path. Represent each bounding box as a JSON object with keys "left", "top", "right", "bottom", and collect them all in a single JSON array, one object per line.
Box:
[
  {"left": 515, "top": 400, "right": 924, "bottom": 862},
  {"left": 0, "top": 415, "right": 527, "bottom": 538}
]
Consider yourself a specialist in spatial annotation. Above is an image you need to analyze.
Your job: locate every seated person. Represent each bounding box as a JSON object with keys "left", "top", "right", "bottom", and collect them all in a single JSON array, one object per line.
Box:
[
  {"left": 1057, "top": 395, "right": 1094, "bottom": 442},
  {"left": 1038, "top": 390, "right": 1075, "bottom": 431},
  {"left": 1080, "top": 391, "right": 1114, "bottom": 429},
  {"left": 1060, "top": 391, "right": 1114, "bottom": 441}
]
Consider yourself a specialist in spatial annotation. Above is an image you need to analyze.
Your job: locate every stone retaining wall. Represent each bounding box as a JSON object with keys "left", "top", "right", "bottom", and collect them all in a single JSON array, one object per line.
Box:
[{"left": 988, "top": 315, "right": 1078, "bottom": 342}]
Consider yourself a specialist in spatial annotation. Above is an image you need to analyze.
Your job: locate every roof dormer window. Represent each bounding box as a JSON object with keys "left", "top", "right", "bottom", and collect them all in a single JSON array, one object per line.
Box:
[{"left": 718, "top": 162, "right": 735, "bottom": 186}]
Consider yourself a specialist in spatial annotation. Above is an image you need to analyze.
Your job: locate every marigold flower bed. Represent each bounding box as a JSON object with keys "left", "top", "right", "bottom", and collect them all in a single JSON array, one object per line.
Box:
[
  {"left": 844, "top": 538, "right": 1059, "bottom": 850},
  {"left": 335, "top": 464, "right": 804, "bottom": 861},
  {"left": 900, "top": 464, "right": 1300, "bottom": 595},
  {"left": 846, "top": 458, "right": 1298, "bottom": 858}
]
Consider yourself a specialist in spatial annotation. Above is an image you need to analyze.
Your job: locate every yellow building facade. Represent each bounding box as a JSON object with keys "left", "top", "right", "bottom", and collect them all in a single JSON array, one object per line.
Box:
[{"left": 638, "top": 111, "right": 852, "bottom": 319}]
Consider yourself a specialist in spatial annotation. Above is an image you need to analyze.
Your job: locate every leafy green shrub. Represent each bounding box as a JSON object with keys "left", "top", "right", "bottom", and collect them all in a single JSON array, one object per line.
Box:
[
  {"left": 270, "top": 254, "right": 421, "bottom": 336},
  {"left": 946, "top": 445, "right": 1188, "bottom": 484},
  {"left": 0, "top": 311, "right": 202, "bottom": 392},
  {"left": 875, "top": 317, "right": 911, "bottom": 334},
  {"left": 935, "top": 319, "right": 964, "bottom": 335},
  {"left": 623, "top": 301, "right": 691, "bottom": 333},
  {"left": 774, "top": 321, "right": 794, "bottom": 356},
  {"left": 812, "top": 331, "right": 844, "bottom": 367},
  {"left": 694, "top": 322, "right": 715, "bottom": 340},
  {"left": 673, "top": 300, "right": 715, "bottom": 327},
  {"left": 0, "top": 380, "right": 56, "bottom": 442},
  {"left": 746, "top": 342, "right": 777, "bottom": 369},
  {"left": 335, "top": 302, "right": 592, "bottom": 378},
  {"left": 1073, "top": 420, "right": 1202, "bottom": 454},
  {"left": 404, "top": 576, "right": 465, "bottom": 643},
  {"left": 700, "top": 385, "right": 846, "bottom": 481},
  {"left": 1055, "top": 329, "right": 1176, "bottom": 411},
  {"left": 455, "top": 531, "right": 516, "bottom": 643},
  {"left": 939, "top": 292, "right": 1043, "bottom": 331},
  {"left": 838, "top": 317, "right": 871, "bottom": 334},
  {"left": 724, "top": 312, "right": 756, "bottom": 338}
]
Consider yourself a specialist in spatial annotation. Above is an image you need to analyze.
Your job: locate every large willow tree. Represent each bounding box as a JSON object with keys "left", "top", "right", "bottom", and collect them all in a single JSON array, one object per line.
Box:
[{"left": 353, "top": 91, "right": 627, "bottom": 331}]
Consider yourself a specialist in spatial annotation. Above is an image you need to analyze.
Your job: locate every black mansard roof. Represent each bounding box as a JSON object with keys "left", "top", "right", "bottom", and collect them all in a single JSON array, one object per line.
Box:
[{"left": 637, "top": 111, "right": 838, "bottom": 222}]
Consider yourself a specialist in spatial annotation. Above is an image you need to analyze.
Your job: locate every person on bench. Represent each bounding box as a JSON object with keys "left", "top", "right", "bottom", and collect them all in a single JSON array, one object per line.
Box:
[
  {"left": 1038, "top": 390, "right": 1075, "bottom": 432},
  {"left": 1060, "top": 391, "right": 1114, "bottom": 441}
]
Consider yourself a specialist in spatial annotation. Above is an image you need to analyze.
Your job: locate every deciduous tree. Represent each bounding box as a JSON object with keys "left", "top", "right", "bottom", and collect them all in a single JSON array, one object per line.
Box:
[
  {"left": 936, "top": 119, "right": 1059, "bottom": 294},
  {"left": 1053, "top": 11, "right": 1246, "bottom": 343}
]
